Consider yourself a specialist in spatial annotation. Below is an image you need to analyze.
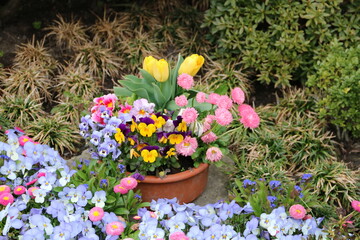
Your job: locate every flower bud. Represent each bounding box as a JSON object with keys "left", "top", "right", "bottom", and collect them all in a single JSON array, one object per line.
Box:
[
  {"left": 143, "top": 56, "right": 157, "bottom": 76},
  {"left": 153, "top": 59, "right": 169, "bottom": 82},
  {"left": 178, "top": 54, "right": 205, "bottom": 76}
]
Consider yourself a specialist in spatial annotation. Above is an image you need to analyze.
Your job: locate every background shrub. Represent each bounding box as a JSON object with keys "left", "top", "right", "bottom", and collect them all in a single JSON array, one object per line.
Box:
[
  {"left": 202, "top": 0, "right": 360, "bottom": 87},
  {"left": 307, "top": 40, "right": 360, "bottom": 138}
]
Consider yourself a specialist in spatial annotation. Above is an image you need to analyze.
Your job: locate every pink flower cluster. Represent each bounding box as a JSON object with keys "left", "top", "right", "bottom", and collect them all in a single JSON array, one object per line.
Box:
[
  {"left": 177, "top": 87, "right": 260, "bottom": 163},
  {"left": 91, "top": 94, "right": 118, "bottom": 124},
  {"left": 114, "top": 177, "right": 138, "bottom": 194},
  {"left": 0, "top": 184, "right": 28, "bottom": 206},
  {"left": 88, "top": 207, "right": 125, "bottom": 236}
]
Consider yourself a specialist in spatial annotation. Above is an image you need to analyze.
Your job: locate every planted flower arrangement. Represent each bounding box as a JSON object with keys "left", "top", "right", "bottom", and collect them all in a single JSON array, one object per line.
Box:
[
  {"left": 79, "top": 54, "right": 260, "bottom": 202},
  {"left": 0, "top": 129, "right": 147, "bottom": 239}
]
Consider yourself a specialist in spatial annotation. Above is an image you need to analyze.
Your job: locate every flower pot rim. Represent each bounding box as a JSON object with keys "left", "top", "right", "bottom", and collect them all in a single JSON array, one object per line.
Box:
[{"left": 141, "top": 163, "right": 209, "bottom": 184}]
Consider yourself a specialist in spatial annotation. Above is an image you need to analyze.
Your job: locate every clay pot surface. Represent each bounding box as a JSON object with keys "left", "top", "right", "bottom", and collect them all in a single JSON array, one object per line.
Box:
[{"left": 136, "top": 163, "right": 209, "bottom": 204}]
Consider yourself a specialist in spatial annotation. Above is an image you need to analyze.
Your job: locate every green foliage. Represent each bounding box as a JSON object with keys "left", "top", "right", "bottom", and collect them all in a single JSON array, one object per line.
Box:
[
  {"left": 24, "top": 114, "right": 81, "bottom": 154},
  {"left": 203, "top": 0, "right": 360, "bottom": 87},
  {"left": 32, "top": 21, "right": 42, "bottom": 29},
  {"left": 307, "top": 40, "right": 360, "bottom": 137}
]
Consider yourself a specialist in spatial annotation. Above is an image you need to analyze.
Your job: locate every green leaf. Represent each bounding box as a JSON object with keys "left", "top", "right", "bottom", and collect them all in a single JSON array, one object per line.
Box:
[
  {"left": 75, "top": 170, "right": 87, "bottom": 181},
  {"left": 106, "top": 195, "right": 116, "bottom": 204},
  {"left": 53, "top": 187, "right": 63, "bottom": 192},
  {"left": 214, "top": 84, "right": 229, "bottom": 95},
  {"left": 114, "top": 208, "right": 130, "bottom": 215},
  {"left": 114, "top": 87, "right": 133, "bottom": 97},
  {"left": 152, "top": 83, "right": 166, "bottom": 108},
  {"left": 140, "top": 69, "right": 157, "bottom": 83}
]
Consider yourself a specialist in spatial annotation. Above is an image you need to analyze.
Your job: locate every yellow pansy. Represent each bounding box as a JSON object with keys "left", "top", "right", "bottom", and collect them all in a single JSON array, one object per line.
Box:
[
  {"left": 177, "top": 121, "right": 187, "bottom": 132},
  {"left": 114, "top": 128, "right": 125, "bottom": 144},
  {"left": 168, "top": 134, "right": 184, "bottom": 144},
  {"left": 128, "top": 137, "right": 136, "bottom": 145},
  {"left": 143, "top": 56, "right": 157, "bottom": 76},
  {"left": 178, "top": 54, "right": 205, "bottom": 76},
  {"left": 130, "top": 149, "right": 140, "bottom": 159},
  {"left": 151, "top": 115, "right": 166, "bottom": 128},
  {"left": 165, "top": 148, "right": 176, "bottom": 158},
  {"left": 141, "top": 149, "right": 158, "bottom": 163},
  {"left": 138, "top": 123, "right": 156, "bottom": 137},
  {"left": 153, "top": 59, "right": 169, "bottom": 82},
  {"left": 159, "top": 136, "right": 167, "bottom": 144},
  {"left": 131, "top": 120, "right": 138, "bottom": 132}
]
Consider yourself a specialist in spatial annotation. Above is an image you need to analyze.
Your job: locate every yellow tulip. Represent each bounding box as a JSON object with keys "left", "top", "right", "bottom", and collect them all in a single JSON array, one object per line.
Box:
[
  {"left": 178, "top": 54, "right": 205, "bottom": 76},
  {"left": 153, "top": 59, "right": 169, "bottom": 82},
  {"left": 143, "top": 56, "right": 157, "bottom": 76}
]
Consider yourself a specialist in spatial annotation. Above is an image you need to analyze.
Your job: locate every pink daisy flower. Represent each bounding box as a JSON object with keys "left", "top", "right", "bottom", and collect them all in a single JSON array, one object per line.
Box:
[
  {"left": 205, "top": 147, "right": 223, "bottom": 162},
  {"left": 18, "top": 135, "right": 34, "bottom": 146},
  {"left": 196, "top": 92, "right": 206, "bottom": 103},
  {"left": 206, "top": 93, "right": 221, "bottom": 105},
  {"left": 89, "top": 207, "right": 105, "bottom": 222},
  {"left": 169, "top": 231, "right": 189, "bottom": 240},
  {"left": 114, "top": 184, "right": 129, "bottom": 194},
  {"left": 175, "top": 95, "right": 188, "bottom": 107},
  {"left": 120, "top": 177, "right": 138, "bottom": 190},
  {"left": 240, "top": 110, "right": 260, "bottom": 129},
  {"left": 0, "top": 185, "right": 10, "bottom": 195},
  {"left": 177, "top": 73, "right": 194, "bottom": 90},
  {"left": 289, "top": 204, "right": 306, "bottom": 220},
  {"left": 106, "top": 221, "right": 125, "bottom": 236},
  {"left": 175, "top": 136, "right": 198, "bottom": 156},
  {"left": 231, "top": 87, "right": 245, "bottom": 104},
  {"left": 28, "top": 187, "right": 39, "bottom": 198},
  {"left": 238, "top": 104, "right": 255, "bottom": 116},
  {"left": 203, "top": 115, "right": 215, "bottom": 132},
  {"left": 351, "top": 200, "right": 360, "bottom": 212},
  {"left": 215, "top": 108, "right": 233, "bottom": 126},
  {"left": 217, "top": 95, "right": 233, "bottom": 110},
  {"left": 182, "top": 108, "right": 198, "bottom": 123},
  {"left": 13, "top": 186, "right": 26, "bottom": 195},
  {"left": 0, "top": 193, "right": 14, "bottom": 206},
  {"left": 201, "top": 132, "right": 218, "bottom": 143}
]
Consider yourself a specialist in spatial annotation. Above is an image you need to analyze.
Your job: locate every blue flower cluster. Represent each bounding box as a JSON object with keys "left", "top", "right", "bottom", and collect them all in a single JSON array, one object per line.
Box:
[
  {"left": 137, "top": 198, "right": 327, "bottom": 240},
  {"left": 137, "top": 198, "right": 253, "bottom": 239},
  {"left": 0, "top": 129, "right": 125, "bottom": 239}
]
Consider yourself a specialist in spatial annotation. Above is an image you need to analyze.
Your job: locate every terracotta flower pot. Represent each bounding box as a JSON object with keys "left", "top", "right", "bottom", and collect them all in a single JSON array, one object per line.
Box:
[{"left": 136, "top": 163, "right": 209, "bottom": 204}]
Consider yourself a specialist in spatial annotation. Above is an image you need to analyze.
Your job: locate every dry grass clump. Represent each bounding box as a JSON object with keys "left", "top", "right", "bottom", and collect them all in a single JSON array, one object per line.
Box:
[
  {"left": 91, "top": 11, "right": 132, "bottom": 48},
  {"left": 309, "top": 160, "right": 360, "bottom": 209},
  {"left": 24, "top": 114, "right": 82, "bottom": 155},
  {"left": 2, "top": 64, "right": 53, "bottom": 101},
  {"left": 118, "top": 30, "right": 163, "bottom": 73},
  {"left": 13, "top": 37, "right": 56, "bottom": 70},
  {"left": 0, "top": 93, "right": 45, "bottom": 128},
  {"left": 73, "top": 42, "right": 121, "bottom": 83},
  {"left": 45, "top": 14, "right": 88, "bottom": 51},
  {"left": 55, "top": 63, "right": 99, "bottom": 101}
]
